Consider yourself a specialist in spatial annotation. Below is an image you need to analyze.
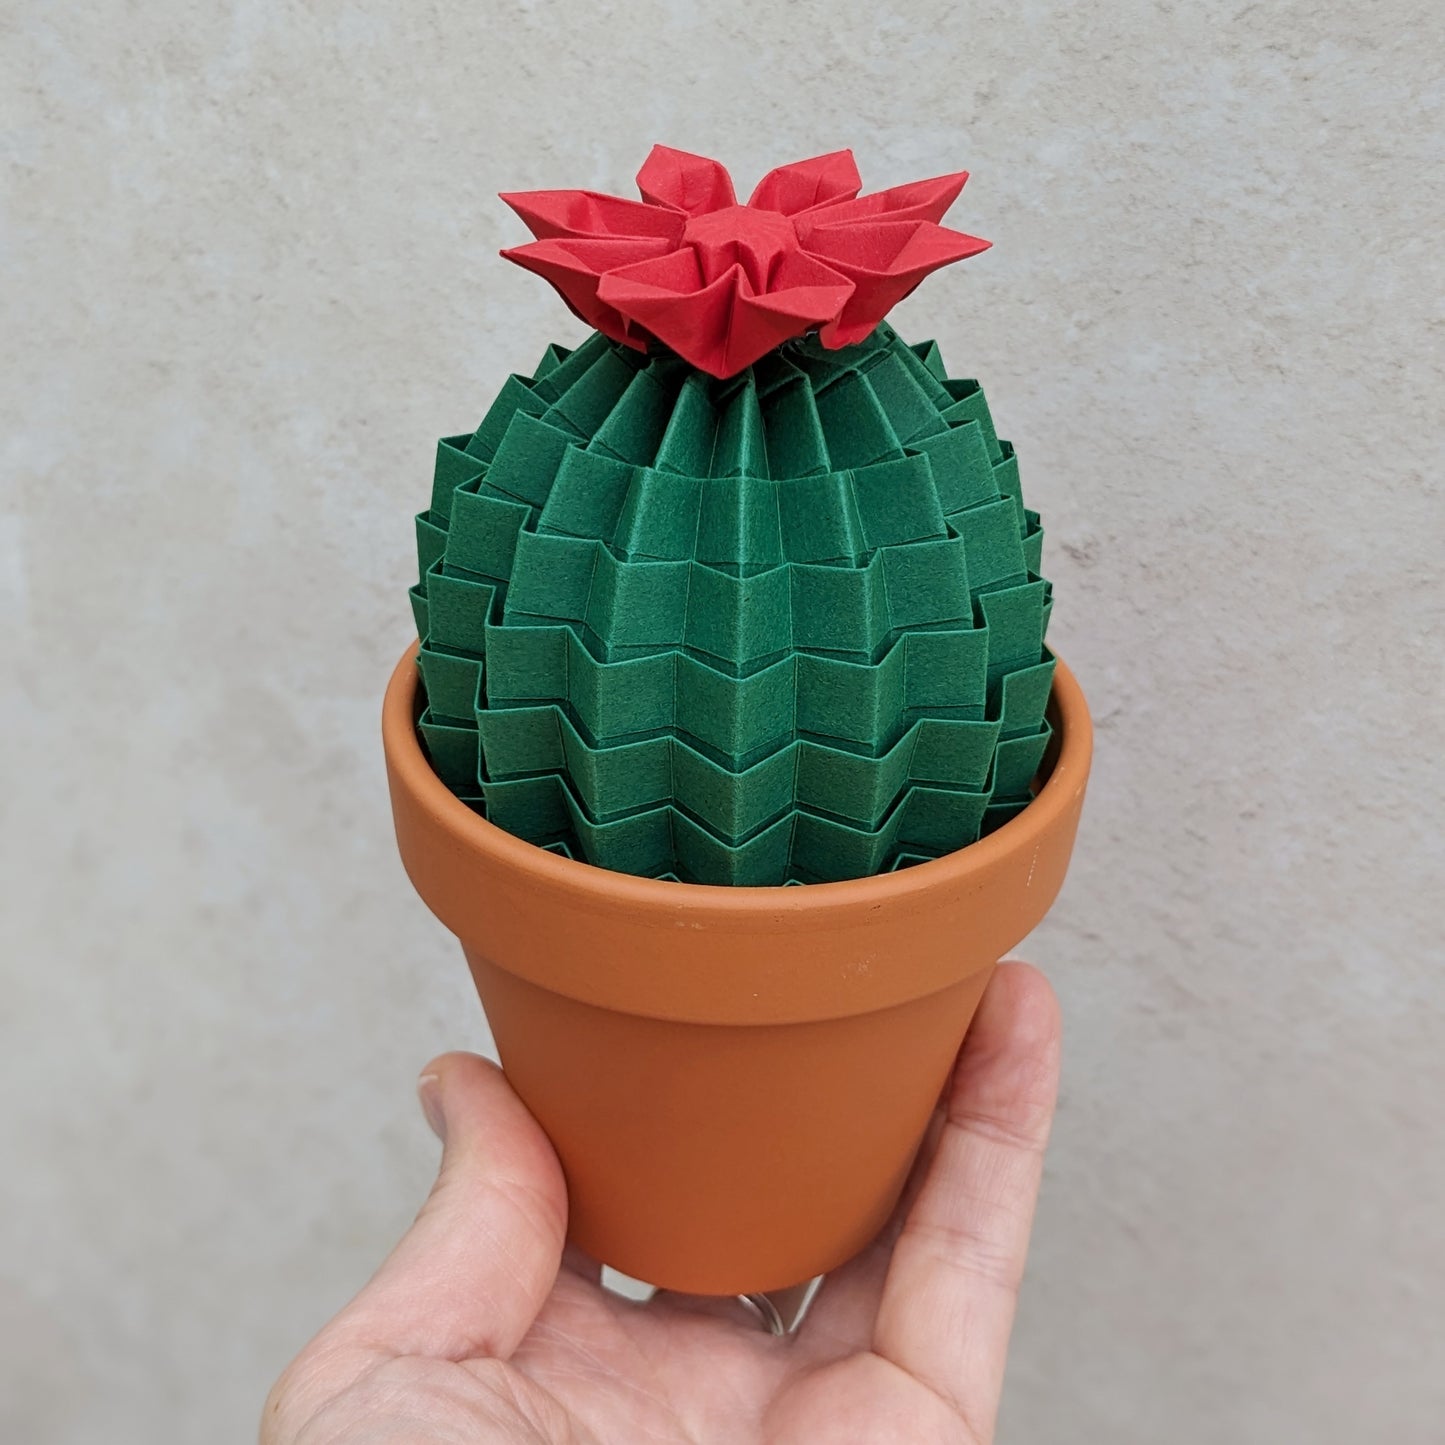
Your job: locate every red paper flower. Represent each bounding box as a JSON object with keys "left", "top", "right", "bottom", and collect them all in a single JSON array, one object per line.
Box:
[{"left": 500, "top": 146, "right": 990, "bottom": 379}]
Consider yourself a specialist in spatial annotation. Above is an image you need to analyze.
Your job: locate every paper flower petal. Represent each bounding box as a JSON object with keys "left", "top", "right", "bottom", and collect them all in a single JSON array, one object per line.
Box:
[
  {"left": 600, "top": 250, "right": 853, "bottom": 375},
  {"left": 748, "top": 151, "right": 862, "bottom": 215},
  {"left": 798, "top": 170, "right": 971, "bottom": 228},
  {"left": 598, "top": 255, "right": 735, "bottom": 372},
  {"left": 762, "top": 246, "right": 857, "bottom": 297},
  {"left": 636, "top": 144, "right": 737, "bottom": 215},
  {"left": 807, "top": 221, "right": 991, "bottom": 347},
  {"left": 503, "top": 237, "right": 675, "bottom": 345},
  {"left": 501, "top": 189, "right": 684, "bottom": 243}
]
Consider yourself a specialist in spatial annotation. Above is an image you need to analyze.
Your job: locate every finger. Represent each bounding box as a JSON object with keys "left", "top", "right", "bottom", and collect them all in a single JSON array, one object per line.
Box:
[
  {"left": 320, "top": 1052, "right": 568, "bottom": 1362},
  {"left": 807, "top": 962, "right": 1038, "bottom": 1351},
  {"left": 872, "top": 963, "right": 1061, "bottom": 1439}
]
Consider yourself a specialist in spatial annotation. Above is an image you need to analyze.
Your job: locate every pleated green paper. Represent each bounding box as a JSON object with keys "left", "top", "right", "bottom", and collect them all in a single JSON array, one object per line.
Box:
[{"left": 411, "top": 322, "right": 1053, "bottom": 885}]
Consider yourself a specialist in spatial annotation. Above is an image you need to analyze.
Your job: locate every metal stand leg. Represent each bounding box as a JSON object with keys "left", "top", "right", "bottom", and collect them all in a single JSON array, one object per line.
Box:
[{"left": 737, "top": 1275, "right": 824, "bottom": 1336}]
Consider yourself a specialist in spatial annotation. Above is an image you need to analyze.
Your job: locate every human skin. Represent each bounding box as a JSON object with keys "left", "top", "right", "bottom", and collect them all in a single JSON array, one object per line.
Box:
[{"left": 262, "top": 962, "right": 1061, "bottom": 1445}]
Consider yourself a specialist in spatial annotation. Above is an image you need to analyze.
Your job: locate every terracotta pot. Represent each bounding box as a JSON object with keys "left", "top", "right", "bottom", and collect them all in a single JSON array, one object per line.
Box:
[{"left": 383, "top": 643, "right": 1091, "bottom": 1295}]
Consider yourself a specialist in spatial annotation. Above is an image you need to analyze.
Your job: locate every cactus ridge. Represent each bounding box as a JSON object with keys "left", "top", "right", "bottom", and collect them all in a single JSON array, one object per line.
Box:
[{"left": 412, "top": 322, "right": 1053, "bottom": 884}]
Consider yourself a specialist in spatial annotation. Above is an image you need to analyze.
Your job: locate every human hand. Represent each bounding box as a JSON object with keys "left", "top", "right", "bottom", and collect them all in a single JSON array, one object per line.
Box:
[{"left": 262, "top": 962, "right": 1060, "bottom": 1445}]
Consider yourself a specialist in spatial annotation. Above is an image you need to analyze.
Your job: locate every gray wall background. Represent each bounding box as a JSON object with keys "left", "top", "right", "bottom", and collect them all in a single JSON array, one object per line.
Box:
[{"left": 3, "top": 1, "right": 1442, "bottom": 1440}]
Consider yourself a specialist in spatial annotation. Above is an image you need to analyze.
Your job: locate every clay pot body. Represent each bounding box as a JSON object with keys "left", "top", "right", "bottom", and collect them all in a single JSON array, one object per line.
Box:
[{"left": 383, "top": 644, "right": 1091, "bottom": 1295}]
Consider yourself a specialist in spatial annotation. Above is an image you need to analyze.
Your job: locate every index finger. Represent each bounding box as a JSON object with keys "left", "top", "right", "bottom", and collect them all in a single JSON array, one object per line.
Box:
[{"left": 871, "top": 962, "right": 1061, "bottom": 1440}]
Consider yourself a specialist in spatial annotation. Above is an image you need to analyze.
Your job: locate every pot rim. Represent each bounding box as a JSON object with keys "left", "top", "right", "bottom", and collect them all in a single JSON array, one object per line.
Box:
[{"left": 383, "top": 639, "right": 1092, "bottom": 918}]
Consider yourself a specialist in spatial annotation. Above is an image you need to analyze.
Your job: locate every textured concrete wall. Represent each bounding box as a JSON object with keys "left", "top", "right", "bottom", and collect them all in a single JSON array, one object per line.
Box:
[{"left": 3, "top": 1, "right": 1441, "bottom": 1440}]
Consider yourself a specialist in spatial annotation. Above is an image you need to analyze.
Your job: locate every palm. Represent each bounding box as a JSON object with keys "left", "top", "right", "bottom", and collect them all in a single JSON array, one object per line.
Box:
[
  {"left": 265, "top": 965, "right": 1058, "bottom": 1445},
  {"left": 509, "top": 1238, "right": 971, "bottom": 1443},
  {"left": 321, "top": 1263, "right": 967, "bottom": 1444}
]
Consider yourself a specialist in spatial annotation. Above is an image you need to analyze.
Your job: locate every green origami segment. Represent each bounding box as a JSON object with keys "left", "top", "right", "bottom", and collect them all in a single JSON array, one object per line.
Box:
[{"left": 411, "top": 322, "right": 1053, "bottom": 885}]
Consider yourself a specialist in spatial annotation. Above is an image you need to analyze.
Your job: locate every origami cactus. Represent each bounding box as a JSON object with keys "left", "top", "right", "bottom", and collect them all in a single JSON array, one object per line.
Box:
[{"left": 410, "top": 148, "right": 1054, "bottom": 885}]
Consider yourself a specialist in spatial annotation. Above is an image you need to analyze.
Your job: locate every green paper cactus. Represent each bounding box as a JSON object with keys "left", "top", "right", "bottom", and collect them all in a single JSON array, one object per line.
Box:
[{"left": 410, "top": 321, "right": 1054, "bottom": 886}]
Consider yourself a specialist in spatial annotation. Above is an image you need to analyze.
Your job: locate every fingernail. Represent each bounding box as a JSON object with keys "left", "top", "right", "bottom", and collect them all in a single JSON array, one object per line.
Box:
[{"left": 417, "top": 1073, "right": 446, "bottom": 1143}]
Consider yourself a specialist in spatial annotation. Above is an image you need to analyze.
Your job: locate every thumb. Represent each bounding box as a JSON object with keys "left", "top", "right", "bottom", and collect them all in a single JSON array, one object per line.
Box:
[{"left": 323, "top": 1052, "right": 568, "bottom": 1363}]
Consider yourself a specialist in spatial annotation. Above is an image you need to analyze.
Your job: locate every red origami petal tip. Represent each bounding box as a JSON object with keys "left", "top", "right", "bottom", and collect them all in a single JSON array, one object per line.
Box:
[
  {"left": 747, "top": 150, "right": 862, "bottom": 216},
  {"left": 636, "top": 144, "right": 737, "bottom": 216},
  {"left": 799, "top": 170, "right": 972, "bottom": 229},
  {"left": 805, "top": 218, "right": 991, "bottom": 275},
  {"left": 502, "top": 237, "right": 673, "bottom": 347},
  {"left": 500, "top": 188, "right": 683, "bottom": 244},
  {"left": 810, "top": 221, "right": 991, "bottom": 348},
  {"left": 499, "top": 148, "right": 989, "bottom": 378}
]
